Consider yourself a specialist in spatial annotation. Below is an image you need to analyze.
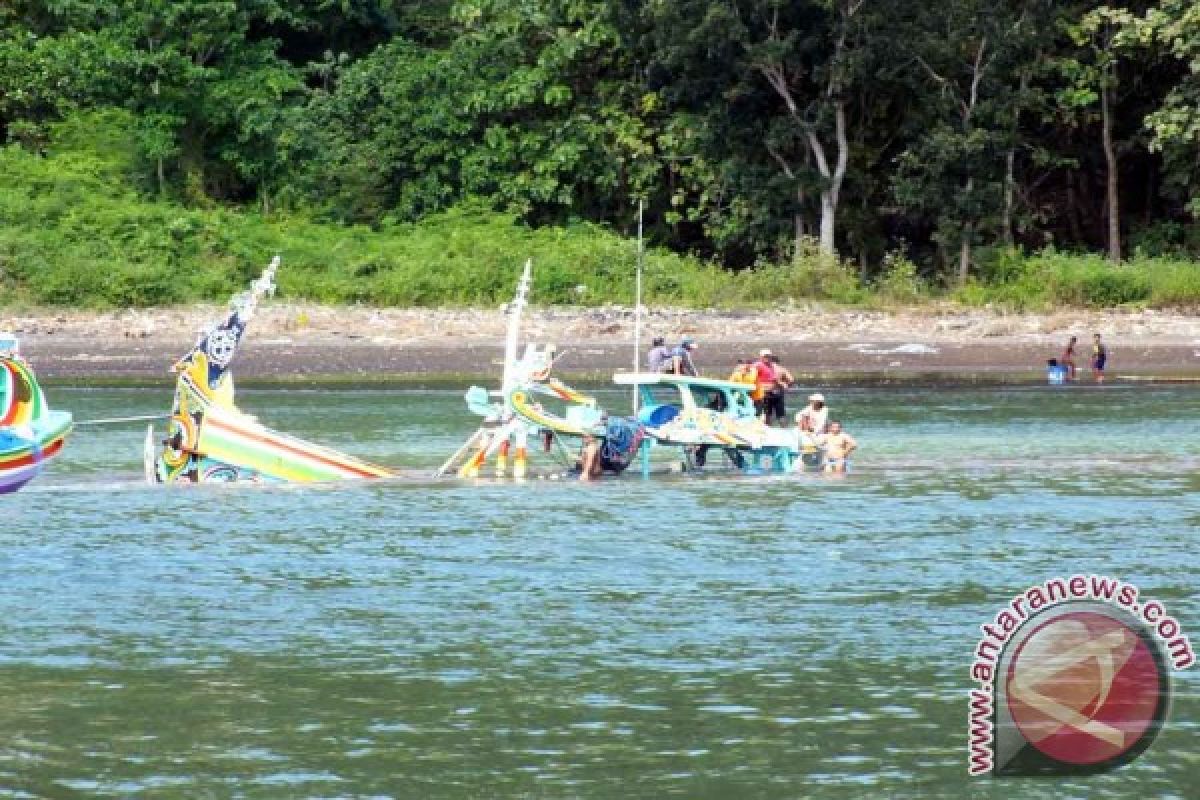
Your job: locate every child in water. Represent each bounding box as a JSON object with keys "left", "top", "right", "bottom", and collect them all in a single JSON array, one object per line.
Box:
[
  {"left": 820, "top": 420, "right": 858, "bottom": 473},
  {"left": 1091, "top": 333, "right": 1107, "bottom": 383}
]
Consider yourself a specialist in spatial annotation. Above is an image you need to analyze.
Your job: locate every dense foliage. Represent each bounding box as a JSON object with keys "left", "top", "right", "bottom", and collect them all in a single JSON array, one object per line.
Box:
[{"left": 1, "top": 0, "right": 1198, "bottom": 302}]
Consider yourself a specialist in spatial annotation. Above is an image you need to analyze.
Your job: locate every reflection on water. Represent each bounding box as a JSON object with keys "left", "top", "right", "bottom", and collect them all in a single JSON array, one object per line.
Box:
[{"left": 1, "top": 386, "right": 1197, "bottom": 798}]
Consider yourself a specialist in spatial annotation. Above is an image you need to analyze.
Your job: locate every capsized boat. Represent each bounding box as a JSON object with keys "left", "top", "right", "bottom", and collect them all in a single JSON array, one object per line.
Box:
[
  {"left": 437, "top": 260, "right": 645, "bottom": 479},
  {"left": 0, "top": 333, "right": 72, "bottom": 493},
  {"left": 615, "top": 372, "right": 823, "bottom": 475},
  {"left": 146, "top": 257, "right": 394, "bottom": 485}
]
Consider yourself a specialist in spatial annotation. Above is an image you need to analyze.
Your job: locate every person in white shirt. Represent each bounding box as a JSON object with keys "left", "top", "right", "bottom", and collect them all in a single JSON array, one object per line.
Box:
[
  {"left": 797, "top": 393, "right": 829, "bottom": 435},
  {"left": 646, "top": 337, "right": 672, "bottom": 372}
]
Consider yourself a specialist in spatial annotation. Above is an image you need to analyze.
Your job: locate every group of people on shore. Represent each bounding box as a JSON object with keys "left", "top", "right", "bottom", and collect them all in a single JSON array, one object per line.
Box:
[
  {"left": 644, "top": 337, "right": 856, "bottom": 472},
  {"left": 1050, "top": 333, "right": 1108, "bottom": 383}
]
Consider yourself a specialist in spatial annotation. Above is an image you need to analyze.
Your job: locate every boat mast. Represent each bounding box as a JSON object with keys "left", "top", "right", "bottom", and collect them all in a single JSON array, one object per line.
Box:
[
  {"left": 633, "top": 199, "right": 644, "bottom": 412},
  {"left": 501, "top": 258, "right": 532, "bottom": 396}
]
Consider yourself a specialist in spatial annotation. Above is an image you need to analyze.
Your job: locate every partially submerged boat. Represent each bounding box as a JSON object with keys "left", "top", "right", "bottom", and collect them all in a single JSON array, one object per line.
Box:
[
  {"left": 0, "top": 334, "right": 72, "bottom": 493},
  {"left": 617, "top": 372, "right": 820, "bottom": 475},
  {"left": 439, "top": 261, "right": 821, "bottom": 479},
  {"left": 146, "top": 257, "right": 394, "bottom": 485},
  {"left": 438, "top": 260, "right": 645, "bottom": 479}
]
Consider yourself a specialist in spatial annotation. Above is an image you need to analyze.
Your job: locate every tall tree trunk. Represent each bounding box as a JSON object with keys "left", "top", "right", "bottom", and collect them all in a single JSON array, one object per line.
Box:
[
  {"left": 1002, "top": 148, "right": 1015, "bottom": 246},
  {"left": 959, "top": 175, "right": 975, "bottom": 285},
  {"left": 819, "top": 191, "right": 836, "bottom": 256},
  {"left": 806, "top": 99, "right": 848, "bottom": 258},
  {"left": 1003, "top": 69, "right": 1029, "bottom": 248},
  {"left": 1100, "top": 80, "right": 1120, "bottom": 262},
  {"left": 959, "top": 224, "right": 973, "bottom": 286},
  {"left": 793, "top": 179, "right": 806, "bottom": 264}
]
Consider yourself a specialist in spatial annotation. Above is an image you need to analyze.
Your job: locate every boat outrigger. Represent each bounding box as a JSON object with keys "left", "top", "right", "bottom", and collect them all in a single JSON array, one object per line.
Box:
[
  {"left": 0, "top": 333, "right": 72, "bottom": 493},
  {"left": 146, "top": 257, "right": 394, "bottom": 485},
  {"left": 439, "top": 261, "right": 823, "bottom": 479}
]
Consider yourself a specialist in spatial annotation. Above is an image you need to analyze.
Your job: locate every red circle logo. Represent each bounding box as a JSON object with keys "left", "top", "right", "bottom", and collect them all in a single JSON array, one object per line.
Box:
[{"left": 1005, "top": 610, "right": 1165, "bottom": 766}]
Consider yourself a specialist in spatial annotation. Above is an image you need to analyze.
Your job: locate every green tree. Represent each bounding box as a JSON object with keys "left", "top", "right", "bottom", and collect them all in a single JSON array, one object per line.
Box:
[
  {"left": 1119, "top": 0, "right": 1200, "bottom": 215},
  {"left": 894, "top": 0, "right": 1049, "bottom": 283}
]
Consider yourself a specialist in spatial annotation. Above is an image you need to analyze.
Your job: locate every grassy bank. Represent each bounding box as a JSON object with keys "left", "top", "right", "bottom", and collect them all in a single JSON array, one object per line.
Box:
[{"left": 1, "top": 120, "right": 1197, "bottom": 311}]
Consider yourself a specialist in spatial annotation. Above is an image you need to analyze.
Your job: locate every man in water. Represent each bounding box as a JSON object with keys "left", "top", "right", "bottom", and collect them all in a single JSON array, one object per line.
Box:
[
  {"left": 752, "top": 349, "right": 777, "bottom": 420},
  {"left": 797, "top": 393, "right": 829, "bottom": 435},
  {"left": 646, "top": 336, "right": 671, "bottom": 373},
  {"left": 793, "top": 411, "right": 821, "bottom": 467},
  {"left": 670, "top": 337, "right": 698, "bottom": 376},
  {"left": 579, "top": 433, "right": 602, "bottom": 481},
  {"left": 765, "top": 354, "right": 795, "bottom": 426},
  {"left": 1062, "top": 335, "right": 1078, "bottom": 381},
  {"left": 820, "top": 420, "right": 857, "bottom": 473},
  {"left": 1091, "top": 333, "right": 1107, "bottom": 383}
]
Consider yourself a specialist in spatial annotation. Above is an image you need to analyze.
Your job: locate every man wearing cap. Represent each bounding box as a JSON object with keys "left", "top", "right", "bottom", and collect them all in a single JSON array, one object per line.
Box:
[
  {"left": 797, "top": 393, "right": 829, "bottom": 435},
  {"left": 753, "top": 349, "right": 778, "bottom": 422},
  {"left": 669, "top": 337, "right": 698, "bottom": 376},
  {"left": 646, "top": 336, "right": 671, "bottom": 373}
]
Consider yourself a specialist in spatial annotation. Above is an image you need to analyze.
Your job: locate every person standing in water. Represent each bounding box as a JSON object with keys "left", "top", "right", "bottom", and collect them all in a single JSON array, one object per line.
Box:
[
  {"left": 820, "top": 420, "right": 858, "bottom": 473},
  {"left": 752, "top": 349, "right": 777, "bottom": 421},
  {"left": 797, "top": 393, "right": 829, "bottom": 435},
  {"left": 765, "top": 354, "right": 795, "bottom": 426},
  {"left": 1062, "top": 335, "right": 1078, "bottom": 381},
  {"left": 1091, "top": 333, "right": 1107, "bottom": 383}
]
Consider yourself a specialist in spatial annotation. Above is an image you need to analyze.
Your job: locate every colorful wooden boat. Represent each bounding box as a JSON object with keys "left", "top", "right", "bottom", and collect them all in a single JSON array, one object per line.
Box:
[
  {"left": 615, "top": 372, "right": 819, "bottom": 475},
  {"left": 438, "top": 260, "right": 831, "bottom": 479},
  {"left": 437, "top": 261, "right": 645, "bottom": 479},
  {"left": 146, "top": 257, "right": 394, "bottom": 485},
  {"left": 0, "top": 334, "right": 72, "bottom": 493}
]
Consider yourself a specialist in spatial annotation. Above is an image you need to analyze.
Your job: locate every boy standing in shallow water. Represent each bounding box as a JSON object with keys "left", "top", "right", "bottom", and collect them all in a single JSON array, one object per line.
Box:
[
  {"left": 1062, "top": 336, "right": 1077, "bottom": 381},
  {"left": 820, "top": 420, "right": 857, "bottom": 473},
  {"left": 1091, "top": 333, "right": 1107, "bottom": 383}
]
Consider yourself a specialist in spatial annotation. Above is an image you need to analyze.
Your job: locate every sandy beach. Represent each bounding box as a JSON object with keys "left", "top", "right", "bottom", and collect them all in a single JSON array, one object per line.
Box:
[{"left": 4, "top": 304, "right": 1199, "bottom": 384}]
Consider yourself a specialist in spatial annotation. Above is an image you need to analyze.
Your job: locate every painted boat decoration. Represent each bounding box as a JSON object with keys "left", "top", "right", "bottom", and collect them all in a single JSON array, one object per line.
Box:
[
  {"left": 146, "top": 257, "right": 393, "bottom": 485},
  {"left": 437, "top": 260, "right": 645, "bottom": 479},
  {"left": 0, "top": 334, "right": 72, "bottom": 493}
]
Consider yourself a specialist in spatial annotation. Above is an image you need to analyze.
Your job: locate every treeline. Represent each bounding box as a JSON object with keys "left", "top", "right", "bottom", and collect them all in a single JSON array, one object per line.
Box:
[{"left": 2, "top": 0, "right": 1199, "bottom": 285}]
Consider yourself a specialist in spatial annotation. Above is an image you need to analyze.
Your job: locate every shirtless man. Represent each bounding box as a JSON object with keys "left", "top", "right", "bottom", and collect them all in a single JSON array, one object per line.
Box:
[{"left": 820, "top": 420, "right": 857, "bottom": 473}]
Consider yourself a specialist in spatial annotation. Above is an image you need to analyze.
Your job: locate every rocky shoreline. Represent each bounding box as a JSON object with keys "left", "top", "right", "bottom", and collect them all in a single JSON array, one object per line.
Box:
[{"left": 4, "top": 304, "right": 1199, "bottom": 384}]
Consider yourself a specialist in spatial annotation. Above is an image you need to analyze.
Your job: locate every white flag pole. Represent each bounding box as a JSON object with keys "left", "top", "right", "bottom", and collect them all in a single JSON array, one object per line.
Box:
[{"left": 633, "top": 199, "right": 644, "bottom": 412}]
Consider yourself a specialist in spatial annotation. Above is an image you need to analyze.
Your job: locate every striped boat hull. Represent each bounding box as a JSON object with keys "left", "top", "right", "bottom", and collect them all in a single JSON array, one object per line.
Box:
[
  {"left": 193, "top": 406, "right": 393, "bottom": 483},
  {"left": 0, "top": 411, "right": 72, "bottom": 494}
]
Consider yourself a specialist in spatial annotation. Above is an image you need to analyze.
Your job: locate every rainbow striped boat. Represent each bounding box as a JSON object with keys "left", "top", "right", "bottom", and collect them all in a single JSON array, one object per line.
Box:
[
  {"left": 147, "top": 258, "right": 393, "bottom": 485},
  {"left": 1, "top": 335, "right": 72, "bottom": 493}
]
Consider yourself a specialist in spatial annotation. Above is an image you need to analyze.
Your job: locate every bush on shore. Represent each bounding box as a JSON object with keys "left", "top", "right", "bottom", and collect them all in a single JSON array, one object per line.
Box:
[{"left": 1, "top": 123, "right": 1197, "bottom": 311}]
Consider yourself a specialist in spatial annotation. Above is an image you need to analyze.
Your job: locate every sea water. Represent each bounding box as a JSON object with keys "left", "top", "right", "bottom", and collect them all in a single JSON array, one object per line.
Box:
[{"left": 1, "top": 386, "right": 1197, "bottom": 798}]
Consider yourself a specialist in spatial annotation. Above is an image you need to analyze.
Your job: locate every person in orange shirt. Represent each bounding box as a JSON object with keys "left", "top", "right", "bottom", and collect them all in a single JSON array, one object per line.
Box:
[{"left": 752, "top": 349, "right": 777, "bottom": 420}]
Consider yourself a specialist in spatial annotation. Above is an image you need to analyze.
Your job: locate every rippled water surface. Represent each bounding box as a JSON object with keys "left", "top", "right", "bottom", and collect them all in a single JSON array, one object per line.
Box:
[{"left": 3, "top": 385, "right": 1198, "bottom": 798}]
